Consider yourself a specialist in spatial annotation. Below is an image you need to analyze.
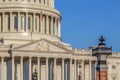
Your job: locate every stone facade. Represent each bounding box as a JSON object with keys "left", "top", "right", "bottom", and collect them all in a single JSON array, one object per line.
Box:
[{"left": 0, "top": 0, "right": 120, "bottom": 80}]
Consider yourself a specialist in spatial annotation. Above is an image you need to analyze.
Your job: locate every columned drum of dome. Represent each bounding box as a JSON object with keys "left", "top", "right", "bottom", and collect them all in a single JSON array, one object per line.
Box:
[{"left": 0, "top": 0, "right": 62, "bottom": 44}]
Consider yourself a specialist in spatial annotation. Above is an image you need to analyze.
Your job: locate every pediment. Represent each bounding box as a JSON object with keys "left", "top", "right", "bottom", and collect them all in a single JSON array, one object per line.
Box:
[{"left": 13, "top": 39, "right": 72, "bottom": 53}]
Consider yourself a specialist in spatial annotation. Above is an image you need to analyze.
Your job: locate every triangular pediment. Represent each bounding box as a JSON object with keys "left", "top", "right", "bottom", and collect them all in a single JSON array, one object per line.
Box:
[{"left": 13, "top": 39, "right": 72, "bottom": 53}]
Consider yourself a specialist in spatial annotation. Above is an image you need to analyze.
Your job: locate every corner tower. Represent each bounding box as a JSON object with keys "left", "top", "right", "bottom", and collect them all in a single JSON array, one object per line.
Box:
[{"left": 0, "top": 0, "right": 61, "bottom": 45}]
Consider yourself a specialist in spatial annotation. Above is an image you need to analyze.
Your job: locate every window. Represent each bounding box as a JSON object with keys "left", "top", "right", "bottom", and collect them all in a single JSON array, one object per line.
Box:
[
  {"left": 112, "top": 65, "right": 116, "bottom": 69},
  {"left": 39, "top": 15, "right": 41, "bottom": 32},
  {"left": 53, "top": 19, "right": 55, "bottom": 35},
  {"left": 28, "top": 17, "right": 31, "bottom": 30},
  {"left": 47, "top": 0, "right": 49, "bottom": 5},
  {"left": 44, "top": 16, "right": 47, "bottom": 33},
  {"left": 44, "top": 0, "right": 45, "bottom": 4},
  {"left": 8, "top": 16, "right": 10, "bottom": 31},
  {"left": 14, "top": 15, "right": 18, "bottom": 31},
  {"left": 39, "top": 0, "right": 41, "bottom": 3},
  {"left": 35, "top": 17, "right": 37, "bottom": 31}
]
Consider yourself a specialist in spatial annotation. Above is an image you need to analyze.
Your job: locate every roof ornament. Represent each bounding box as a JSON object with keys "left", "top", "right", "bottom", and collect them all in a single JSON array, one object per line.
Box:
[{"left": 98, "top": 36, "right": 106, "bottom": 47}]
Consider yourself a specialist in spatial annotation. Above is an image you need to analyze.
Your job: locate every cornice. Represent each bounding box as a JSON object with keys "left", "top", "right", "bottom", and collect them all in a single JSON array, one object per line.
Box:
[{"left": 0, "top": 3, "right": 61, "bottom": 18}]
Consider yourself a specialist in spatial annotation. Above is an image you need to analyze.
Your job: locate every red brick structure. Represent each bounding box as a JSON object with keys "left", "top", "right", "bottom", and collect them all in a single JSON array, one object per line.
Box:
[{"left": 96, "top": 70, "right": 107, "bottom": 80}]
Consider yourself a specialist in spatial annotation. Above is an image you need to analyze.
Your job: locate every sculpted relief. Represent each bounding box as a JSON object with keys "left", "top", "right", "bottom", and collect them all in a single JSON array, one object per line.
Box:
[{"left": 35, "top": 41, "right": 49, "bottom": 51}]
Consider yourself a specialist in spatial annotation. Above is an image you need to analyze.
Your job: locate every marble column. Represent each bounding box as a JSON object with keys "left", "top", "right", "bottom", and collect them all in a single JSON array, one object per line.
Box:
[
  {"left": 33, "top": 13, "right": 35, "bottom": 32},
  {"left": 1, "top": 57, "right": 4, "bottom": 80},
  {"left": 95, "top": 61, "right": 97, "bottom": 80},
  {"left": 26, "top": 13, "right": 28, "bottom": 32},
  {"left": 70, "top": 59, "right": 72, "bottom": 80},
  {"left": 41, "top": 0, "right": 43, "bottom": 5},
  {"left": 45, "top": 0, "right": 47, "bottom": 5},
  {"left": 46, "top": 58, "right": 48, "bottom": 80},
  {"left": 29, "top": 57, "right": 32, "bottom": 80},
  {"left": 12, "top": 57, "right": 15, "bottom": 80},
  {"left": 41, "top": 15, "right": 45, "bottom": 33},
  {"left": 2, "top": 12, "right": 5, "bottom": 32},
  {"left": 54, "top": 18, "right": 57, "bottom": 36},
  {"left": 20, "top": 57, "right": 23, "bottom": 80},
  {"left": 46, "top": 15, "right": 49, "bottom": 34},
  {"left": 10, "top": 12, "right": 13, "bottom": 32},
  {"left": 18, "top": 12, "right": 21, "bottom": 31},
  {"left": 37, "top": 57, "right": 40, "bottom": 80},
  {"left": 82, "top": 60, "right": 84, "bottom": 80},
  {"left": 74, "top": 60, "right": 76, "bottom": 80},
  {"left": 54, "top": 58, "right": 56, "bottom": 80},
  {"left": 58, "top": 19, "right": 61, "bottom": 37},
  {"left": 51, "top": 16, "right": 53, "bottom": 35},
  {"left": 62, "top": 58, "right": 64, "bottom": 80},
  {"left": 37, "top": 16, "right": 39, "bottom": 33},
  {"left": 89, "top": 60, "right": 92, "bottom": 80},
  {"left": 0, "top": 14, "right": 1, "bottom": 32}
]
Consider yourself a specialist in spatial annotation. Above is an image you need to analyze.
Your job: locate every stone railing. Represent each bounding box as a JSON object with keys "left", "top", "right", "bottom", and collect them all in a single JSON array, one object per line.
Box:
[
  {"left": 72, "top": 48, "right": 92, "bottom": 54},
  {"left": 112, "top": 52, "right": 120, "bottom": 55}
]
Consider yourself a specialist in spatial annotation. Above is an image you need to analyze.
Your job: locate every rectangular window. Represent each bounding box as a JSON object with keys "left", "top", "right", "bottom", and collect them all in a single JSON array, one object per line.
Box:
[
  {"left": 44, "top": 0, "right": 45, "bottom": 4},
  {"left": 8, "top": 16, "right": 10, "bottom": 31},
  {"left": 35, "top": 17, "right": 37, "bottom": 31},
  {"left": 39, "top": 15, "right": 41, "bottom": 32},
  {"left": 39, "top": 0, "right": 41, "bottom": 3},
  {"left": 28, "top": 17, "right": 30, "bottom": 30},
  {"left": 14, "top": 16, "right": 18, "bottom": 31},
  {"left": 44, "top": 16, "right": 47, "bottom": 33}
]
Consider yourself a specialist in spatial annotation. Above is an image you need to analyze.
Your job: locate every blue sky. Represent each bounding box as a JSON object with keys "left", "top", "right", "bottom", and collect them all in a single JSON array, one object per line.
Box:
[{"left": 55, "top": 0, "right": 120, "bottom": 52}]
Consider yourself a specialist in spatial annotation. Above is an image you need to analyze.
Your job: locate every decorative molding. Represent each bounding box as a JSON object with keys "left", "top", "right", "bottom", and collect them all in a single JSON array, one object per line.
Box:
[{"left": 35, "top": 41, "right": 49, "bottom": 52}]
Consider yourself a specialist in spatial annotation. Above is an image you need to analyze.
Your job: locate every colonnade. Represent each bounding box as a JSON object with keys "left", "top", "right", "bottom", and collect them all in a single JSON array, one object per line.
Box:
[
  {"left": 0, "top": 57, "right": 95, "bottom": 80},
  {"left": 0, "top": 12, "right": 61, "bottom": 37},
  {"left": 0, "top": 0, "right": 54, "bottom": 8}
]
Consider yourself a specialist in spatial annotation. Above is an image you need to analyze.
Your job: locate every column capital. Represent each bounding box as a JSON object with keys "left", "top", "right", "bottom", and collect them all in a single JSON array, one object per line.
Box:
[
  {"left": 46, "top": 57, "right": 49, "bottom": 59},
  {"left": 20, "top": 56, "right": 23, "bottom": 58},
  {"left": 12, "top": 56, "right": 15, "bottom": 58},
  {"left": 62, "top": 58, "right": 65, "bottom": 60},
  {"left": 54, "top": 57, "right": 57, "bottom": 60},
  {"left": 37, "top": 57, "right": 41, "bottom": 58}
]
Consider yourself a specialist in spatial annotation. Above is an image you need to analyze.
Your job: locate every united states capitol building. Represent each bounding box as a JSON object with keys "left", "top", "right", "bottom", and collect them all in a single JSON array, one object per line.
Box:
[{"left": 0, "top": 0, "right": 120, "bottom": 80}]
